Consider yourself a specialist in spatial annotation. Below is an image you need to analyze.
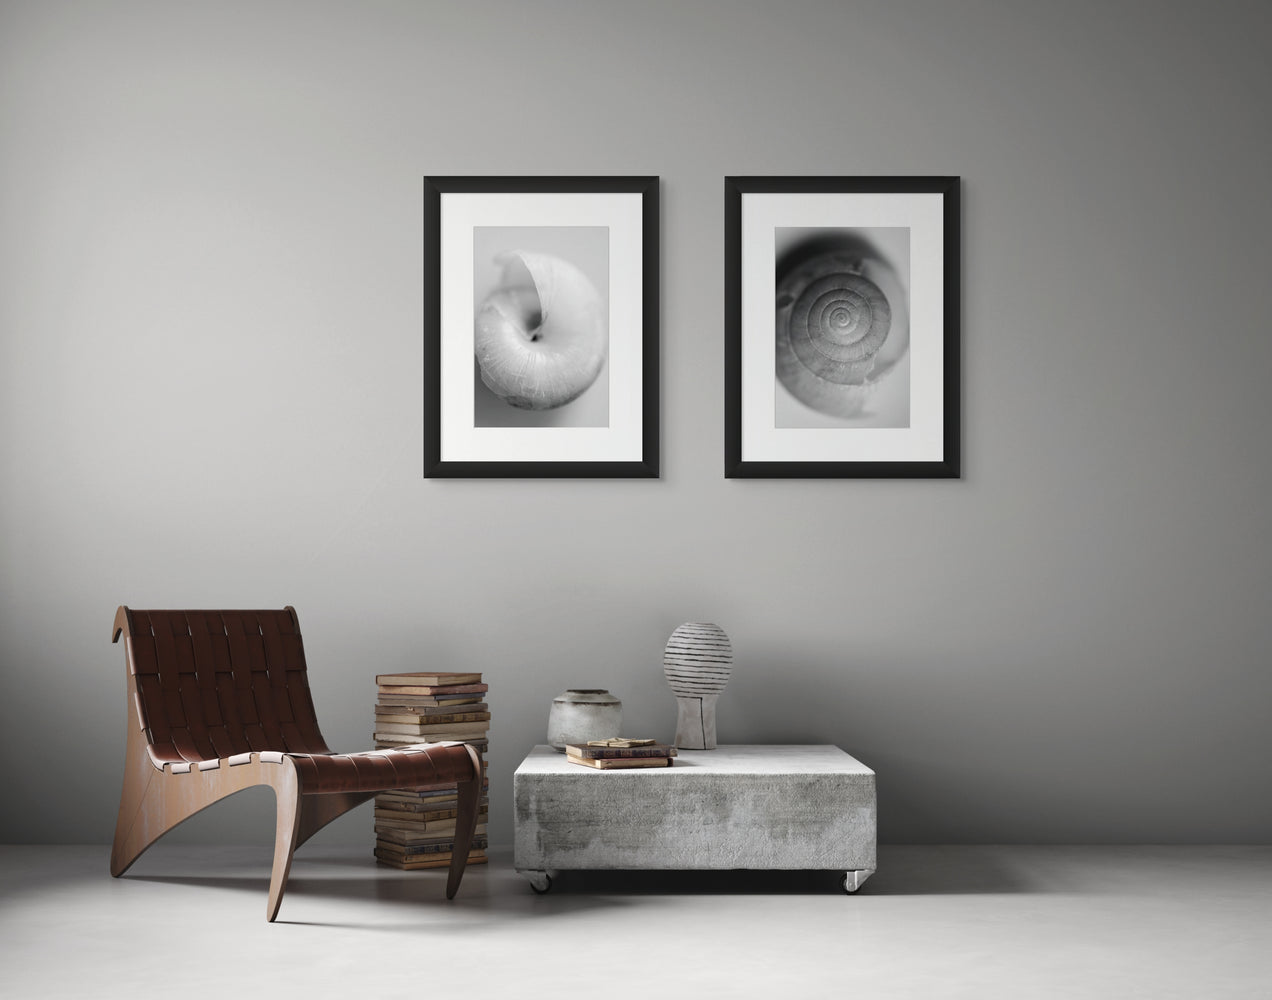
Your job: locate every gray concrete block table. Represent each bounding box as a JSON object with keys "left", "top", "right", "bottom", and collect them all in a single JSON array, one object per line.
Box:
[{"left": 514, "top": 744, "right": 876, "bottom": 893}]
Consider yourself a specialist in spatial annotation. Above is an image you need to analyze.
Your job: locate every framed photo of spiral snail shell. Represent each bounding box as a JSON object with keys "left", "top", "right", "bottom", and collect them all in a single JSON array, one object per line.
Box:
[
  {"left": 424, "top": 176, "right": 659, "bottom": 478},
  {"left": 725, "top": 176, "right": 960, "bottom": 478}
]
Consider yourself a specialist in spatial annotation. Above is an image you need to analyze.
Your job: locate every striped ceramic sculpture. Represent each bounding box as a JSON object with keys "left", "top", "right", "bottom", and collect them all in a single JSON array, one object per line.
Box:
[{"left": 664, "top": 623, "right": 733, "bottom": 750}]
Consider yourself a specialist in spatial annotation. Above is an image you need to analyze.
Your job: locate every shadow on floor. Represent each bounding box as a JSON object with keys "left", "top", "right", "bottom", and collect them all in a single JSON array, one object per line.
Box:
[
  {"left": 123, "top": 843, "right": 1034, "bottom": 915},
  {"left": 544, "top": 868, "right": 847, "bottom": 895},
  {"left": 866, "top": 846, "right": 1032, "bottom": 895},
  {"left": 126, "top": 860, "right": 630, "bottom": 927}
]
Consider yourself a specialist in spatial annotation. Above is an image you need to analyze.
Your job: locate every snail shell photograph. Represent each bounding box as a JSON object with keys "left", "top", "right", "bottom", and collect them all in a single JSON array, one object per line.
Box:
[
  {"left": 473, "top": 226, "right": 609, "bottom": 428},
  {"left": 775, "top": 226, "right": 910, "bottom": 428}
]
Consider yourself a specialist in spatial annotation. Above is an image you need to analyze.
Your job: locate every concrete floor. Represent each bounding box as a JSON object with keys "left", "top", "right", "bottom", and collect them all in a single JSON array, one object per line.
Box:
[{"left": 1, "top": 845, "right": 1269, "bottom": 999}]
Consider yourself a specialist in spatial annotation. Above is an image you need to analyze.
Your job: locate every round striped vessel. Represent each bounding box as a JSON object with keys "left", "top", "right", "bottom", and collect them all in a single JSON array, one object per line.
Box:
[{"left": 663, "top": 623, "right": 732, "bottom": 696}]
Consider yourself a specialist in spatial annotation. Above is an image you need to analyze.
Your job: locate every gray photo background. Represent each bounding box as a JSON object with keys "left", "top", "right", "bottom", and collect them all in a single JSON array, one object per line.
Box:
[
  {"left": 1, "top": 0, "right": 1270, "bottom": 849},
  {"left": 472, "top": 225, "right": 609, "bottom": 428}
]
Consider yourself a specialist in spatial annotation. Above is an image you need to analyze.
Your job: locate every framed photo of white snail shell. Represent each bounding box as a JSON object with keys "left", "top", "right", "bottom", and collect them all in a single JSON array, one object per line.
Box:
[
  {"left": 424, "top": 176, "right": 659, "bottom": 477},
  {"left": 725, "top": 176, "right": 960, "bottom": 478}
]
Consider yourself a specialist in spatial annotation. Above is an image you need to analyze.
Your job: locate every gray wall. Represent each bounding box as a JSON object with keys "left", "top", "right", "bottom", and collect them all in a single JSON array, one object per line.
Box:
[{"left": 2, "top": 0, "right": 1269, "bottom": 848}]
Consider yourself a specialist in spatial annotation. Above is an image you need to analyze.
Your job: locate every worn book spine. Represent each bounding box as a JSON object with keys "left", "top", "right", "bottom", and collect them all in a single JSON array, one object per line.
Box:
[
  {"left": 373, "top": 730, "right": 488, "bottom": 745},
  {"left": 378, "top": 801, "right": 458, "bottom": 815},
  {"left": 373, "top": 801, "right": 487, "bottom": 818},
  {"left": 377, "top": 682, "right": 489, "bottom": 696},
  {"left": 374, "top": 835, "right": 490, "bottom": 857},
  {"left": 375, "top": 805, "right": 460, "bottom": 820},
  {"left": 375, "top": 823, "right": 488, "bottom": 844},
  {"left": 382, "top": 779, "right": 490, "bottom": 794},
  {"left": 375, "top": 672, "right": 482, "bottom": 686},
  {"left": 375, "top": 702, "right": 489, "bottom": 715},
  {"left": 373, "top": 835, "right": 489, "bottom": 854},
  {"left": 373, "top": 810, "right": 489, "bottom": 829},
  {"left": 373, "top": 719, "right": 491, "bottom": 737},
  {"left": 375, "top": 851, "right": 489, "bottom": 870},
  {"left": 567, "top": 755, "right": 674, "bottom": 769},
  {"left": 375, "top": 826, "right": 488, "bottom": 845},
  {"left": 376, "top": 787, "right": 488, "bottom": 805},
  {"left": 565, "top": 743, "right": 677, "bottom": 759},
  {"left": 373, "top": 829, "right": 470, "bottom": 844},
  {"left": 376, "top": 695, "right": 485, "bottom": 707},
  {"left": 375, "top": 795, "right": 489, "bottom": 814},
  {"left": 372, "top": 733, "right": 489, "bottom": 746},
  {"left": 374, "top": 735, "right": 490, "bottom": 747},
  {"left": 374, "top": 710, "right": 491, "bottom": 724},
  {"left": 373, "top": 811, "right": 467, "bottom": 829}
]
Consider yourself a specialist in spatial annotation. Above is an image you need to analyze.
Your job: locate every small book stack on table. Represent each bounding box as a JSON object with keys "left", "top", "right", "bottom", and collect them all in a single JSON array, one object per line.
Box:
[
  {"left": 565, "top": 738, "right": 677, "bottom": 769},
  {"left": 372, "top": 671, "right": 491, "bottom": 870}
]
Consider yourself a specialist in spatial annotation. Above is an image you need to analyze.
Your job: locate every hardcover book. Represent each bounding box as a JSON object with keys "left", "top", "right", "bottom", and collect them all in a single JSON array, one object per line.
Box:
[
  {"left": 566, "top": 755, "right": 674, "bottom": 770},
  {"left": 375, "top": 672, "right": 482, "bottom": 686},
  {"left": 376, "top": 682, "right": 489, "bottom": 696},
  {"left": 374, "top": 822, "right": 489, "bottom": 843},
  {"left": 565, "top": 742, "right": 677, "bottom": 760},
  {"left": 375, "top": 694, "right": 485, "bottom": 707},
  {"left": 376, "top": 786, "right": 488, "bottom": 806},
  {"left": 373, "top": 720, "right": 491, "bottom": 739},
  {"left": 374, "top": 835, "right": 489, "bottom": 857},
  {"left": 374, "top": 850, "right": 489, "bottom": 870},
  {"left": 374, "top": 710, "right": 491, "bottom": 724}
]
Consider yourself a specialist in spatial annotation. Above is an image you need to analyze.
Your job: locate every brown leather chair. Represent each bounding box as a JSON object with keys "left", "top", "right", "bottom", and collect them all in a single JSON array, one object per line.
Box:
[{"left": 110, "top": 606, "right": 484, "bottom": 921}]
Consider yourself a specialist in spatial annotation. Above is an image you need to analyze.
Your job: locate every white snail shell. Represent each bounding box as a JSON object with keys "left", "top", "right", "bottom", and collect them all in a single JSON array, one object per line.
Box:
[
  {"left": 776, "top": 248, "right": 908, "bottom": 419},
  {"left": 475, "top": 250, "right": 606, "bottom": 410}
]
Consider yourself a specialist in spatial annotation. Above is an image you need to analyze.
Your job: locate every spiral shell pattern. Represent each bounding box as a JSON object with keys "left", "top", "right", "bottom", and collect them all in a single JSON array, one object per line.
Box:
[
  {"left": 787, "top": 270, "right": 891, "bottom": 382},
  {"left": 663, "top": 623, "right": 732, "bottom": 697},
  {"left": 475, "top": 250, "right": 606, "bottom": 410},
  {"left": 776, "top": 249, "right": 908, "bottom": 418}
]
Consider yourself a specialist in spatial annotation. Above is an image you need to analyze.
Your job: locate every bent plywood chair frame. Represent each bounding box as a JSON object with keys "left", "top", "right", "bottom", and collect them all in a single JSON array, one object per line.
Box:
[{"left": 111, "top": 606, "right": 484, "bottom": 921}]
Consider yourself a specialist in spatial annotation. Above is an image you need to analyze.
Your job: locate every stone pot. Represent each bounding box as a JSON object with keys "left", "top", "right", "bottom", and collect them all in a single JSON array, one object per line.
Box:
[{"left": 547, "top": 689, "right": 622, "bottom": 752}]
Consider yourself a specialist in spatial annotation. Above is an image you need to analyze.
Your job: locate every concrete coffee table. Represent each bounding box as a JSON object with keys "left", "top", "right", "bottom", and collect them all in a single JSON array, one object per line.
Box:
[{"left": 513, "top": 744, "right": 875, "bottom": 893}]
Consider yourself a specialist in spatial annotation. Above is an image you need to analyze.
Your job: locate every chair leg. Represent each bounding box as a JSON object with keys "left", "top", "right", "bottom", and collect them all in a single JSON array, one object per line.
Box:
[
  {"left": 110, "top": 763, "right": 158, "bottom": 877},
  {"left": 111, "top": 719, "right": 165, "bottom": 877},
  {"left": 266, "top": 765, "right": 302, "bottom": 922},
  {"left": 446, "top": 745, "right": 484, "bottom": 900}
]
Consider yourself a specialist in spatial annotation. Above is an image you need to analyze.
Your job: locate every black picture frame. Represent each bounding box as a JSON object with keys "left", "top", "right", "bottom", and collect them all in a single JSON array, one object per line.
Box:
[
  {"left": 425, "top": 176, "right": 659, "bottom": 478},
  {"left": 725, "top": 176, "right": 961, "bottom": 479}
]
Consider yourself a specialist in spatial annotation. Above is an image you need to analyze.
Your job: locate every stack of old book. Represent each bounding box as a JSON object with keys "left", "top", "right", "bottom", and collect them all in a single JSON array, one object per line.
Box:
[
  {"left": 565, "top": 738, "right": 677, "bottom": 769},
  {"left": 373, "top": 671, "right": 490, "bottom": 870}
]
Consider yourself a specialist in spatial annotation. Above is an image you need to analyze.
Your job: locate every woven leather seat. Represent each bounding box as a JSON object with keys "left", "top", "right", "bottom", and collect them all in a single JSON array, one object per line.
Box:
[{"left": 110, "top": 606, "right": 483, "bottom": 921}]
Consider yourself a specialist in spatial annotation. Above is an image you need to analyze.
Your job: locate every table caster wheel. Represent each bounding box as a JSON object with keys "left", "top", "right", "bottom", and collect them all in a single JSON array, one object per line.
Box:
[
  {"left": 524, "top": 871, "right": 552, "bottom": 893},
  {"left": 842, "top": 869, "right": 873, "bottom": 893}
]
